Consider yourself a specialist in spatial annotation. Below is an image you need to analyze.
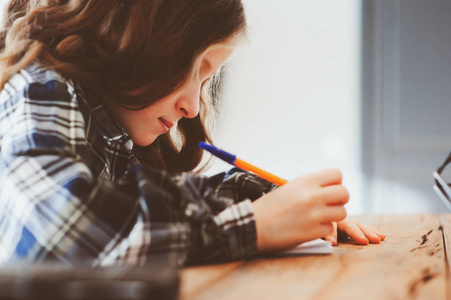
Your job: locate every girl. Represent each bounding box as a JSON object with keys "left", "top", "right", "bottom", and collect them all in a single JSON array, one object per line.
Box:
[{"left": 0, "top": 0, "right": 384, "bottom": 266}]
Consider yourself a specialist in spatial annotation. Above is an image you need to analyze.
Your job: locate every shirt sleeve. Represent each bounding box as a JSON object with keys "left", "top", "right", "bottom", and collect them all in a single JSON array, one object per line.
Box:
[{"left": 0, "top": 72, "right": 260, "bottom": 266}]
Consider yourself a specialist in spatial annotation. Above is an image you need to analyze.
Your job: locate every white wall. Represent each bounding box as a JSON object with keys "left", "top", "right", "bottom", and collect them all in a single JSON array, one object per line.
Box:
[
  {"left": 204, "top": 0, "right": 363, "bottom": 214},
  {"left": 0, "top": 0, "right": 6, "bottom": 17}
]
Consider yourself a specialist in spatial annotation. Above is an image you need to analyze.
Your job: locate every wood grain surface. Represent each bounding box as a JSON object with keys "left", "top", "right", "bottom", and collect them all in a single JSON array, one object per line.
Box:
[{"left": 180, "top": 214, "right": 451, "bottom": 300}]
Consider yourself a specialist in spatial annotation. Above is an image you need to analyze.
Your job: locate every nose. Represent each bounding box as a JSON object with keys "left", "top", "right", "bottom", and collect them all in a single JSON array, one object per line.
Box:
[{"left": 176, "top": 83, "right": 201, "bottom": 119}]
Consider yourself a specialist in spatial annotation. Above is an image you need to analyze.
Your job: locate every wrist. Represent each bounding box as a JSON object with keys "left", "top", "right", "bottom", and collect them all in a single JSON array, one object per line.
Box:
[{"left": 252, "top": 199, "right": 270, "bottom": 252}]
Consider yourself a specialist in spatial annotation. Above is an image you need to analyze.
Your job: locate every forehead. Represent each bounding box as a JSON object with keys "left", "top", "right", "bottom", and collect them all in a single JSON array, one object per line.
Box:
[{"left": 186, "top": 37, "right": 240, "bottom": 82}]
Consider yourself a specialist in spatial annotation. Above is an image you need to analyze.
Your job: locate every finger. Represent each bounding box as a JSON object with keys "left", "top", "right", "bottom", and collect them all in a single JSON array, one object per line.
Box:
[
  {"left": 366, "top": 224, "right": 386, "bottom": 241},
  {"left": 324, "top": 222, "right": 338, "bottom": 245},
  {"left": 317, "top": 222, "right": 335, "bottom": 239},
  {"left": 319, "top": 206, "right": 347, "bottom": 223},
  {"left": 356, "top": 223, "right": 384, "bottom": 243},
  {"left": 342, "top": 222, "right": 369, "bottom": 245},
  {"left": 304, "top": 168, "right": 343, "bottom": 187},
  {"left": 321, "top": 185, "right": 350, "bottom": 206}
]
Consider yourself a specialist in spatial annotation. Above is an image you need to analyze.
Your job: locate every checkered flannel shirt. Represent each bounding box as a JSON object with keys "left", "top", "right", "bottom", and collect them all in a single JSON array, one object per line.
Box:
[{"left": 0, "top": 64, "right": 276, "bottom": 266}]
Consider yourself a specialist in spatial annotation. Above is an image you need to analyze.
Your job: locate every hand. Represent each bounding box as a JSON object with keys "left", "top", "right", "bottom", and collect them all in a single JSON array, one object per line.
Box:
[
  {"left": 324, "top": 220, "right": 386, "bottom": 245},
  {"left": 252, "top": 169, "right": 349, "bottom": 252}
]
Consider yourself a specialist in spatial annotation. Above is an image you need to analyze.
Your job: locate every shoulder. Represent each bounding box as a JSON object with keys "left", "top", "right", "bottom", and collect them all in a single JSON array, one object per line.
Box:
[
  {"left": 1, "top": 64, "right": 75, "bottom": 106},
  {"left": 0, "top": 64, "right": 87, "bottom": 153}
]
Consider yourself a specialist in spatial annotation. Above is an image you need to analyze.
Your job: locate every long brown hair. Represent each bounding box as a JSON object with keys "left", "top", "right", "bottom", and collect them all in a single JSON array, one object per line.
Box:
[{"left": 0, "top": 0, "right": 246, "bottom": 172}]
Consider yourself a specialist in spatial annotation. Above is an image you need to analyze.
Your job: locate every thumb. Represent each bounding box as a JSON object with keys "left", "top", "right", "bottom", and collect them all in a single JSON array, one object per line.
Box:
[{"left": 323, "top": 222, "right": 338, "bottom": 245}]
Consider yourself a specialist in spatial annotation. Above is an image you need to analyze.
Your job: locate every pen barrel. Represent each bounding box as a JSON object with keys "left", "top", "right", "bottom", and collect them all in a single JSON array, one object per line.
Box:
[{"left": 234, "top": 158, "right": 288, "bottom": 186}]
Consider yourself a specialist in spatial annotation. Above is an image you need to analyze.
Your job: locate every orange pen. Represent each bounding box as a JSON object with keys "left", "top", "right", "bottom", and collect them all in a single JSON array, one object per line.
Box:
[{"left": 199, "top": 142, "right": 288, "bottom": 186}]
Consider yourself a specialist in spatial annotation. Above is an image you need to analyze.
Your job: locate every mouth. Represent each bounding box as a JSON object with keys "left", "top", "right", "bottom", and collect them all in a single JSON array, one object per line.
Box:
[{"left": 158, "top": 118, "right": 174, "bottom": 132}]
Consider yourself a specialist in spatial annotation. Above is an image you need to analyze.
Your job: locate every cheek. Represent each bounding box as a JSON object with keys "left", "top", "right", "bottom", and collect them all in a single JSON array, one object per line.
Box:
[
  {"left": 120, "top": 110, "right": 152, "bottom": 135},
  {"left": 135, "top": 105, "right": 161, "bottom": 122}
]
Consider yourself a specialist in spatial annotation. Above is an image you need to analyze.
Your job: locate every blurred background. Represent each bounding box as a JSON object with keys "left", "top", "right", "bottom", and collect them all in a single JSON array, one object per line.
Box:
[{"left": 1, "top": 0, "right": 450, "bottom": 214}]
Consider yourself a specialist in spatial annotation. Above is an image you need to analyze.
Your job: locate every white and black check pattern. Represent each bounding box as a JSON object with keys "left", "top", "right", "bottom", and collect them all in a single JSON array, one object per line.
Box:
[{"left": 0, "top": 64, "right": 276, "bottom": 266}]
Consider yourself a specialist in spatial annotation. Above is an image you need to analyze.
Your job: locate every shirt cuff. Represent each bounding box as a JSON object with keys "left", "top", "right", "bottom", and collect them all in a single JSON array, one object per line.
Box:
[{"left": 213, "top": 199, "right": 258, "bottom": 259}]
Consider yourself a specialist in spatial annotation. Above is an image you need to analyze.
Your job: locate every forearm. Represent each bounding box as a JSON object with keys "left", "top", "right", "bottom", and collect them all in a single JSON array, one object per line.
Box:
[
  {"left": 0, "top": 156, "right": 260, "bottom": 266},
  {"left": 186, "top": 199, "right": 257, "bottom": 264},
  {"left": 120, "top": 166, "right": 259, "bottom": 265}
]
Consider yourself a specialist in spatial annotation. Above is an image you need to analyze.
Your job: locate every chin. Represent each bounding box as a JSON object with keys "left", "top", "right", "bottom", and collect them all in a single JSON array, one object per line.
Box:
[{"left": 131, "top": 135, "right": 158, "bottom": 147}]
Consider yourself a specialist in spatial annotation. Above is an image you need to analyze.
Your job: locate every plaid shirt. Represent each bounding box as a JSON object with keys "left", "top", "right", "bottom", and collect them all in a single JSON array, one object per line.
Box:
[{"left": 0, "top": 64, "right": 276, "bottom": 266}]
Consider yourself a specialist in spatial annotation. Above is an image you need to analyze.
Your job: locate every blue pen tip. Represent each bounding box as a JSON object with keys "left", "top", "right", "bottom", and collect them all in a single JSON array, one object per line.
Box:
[{"left": 199, "top": 142, "right": 236, "bottom": 164}]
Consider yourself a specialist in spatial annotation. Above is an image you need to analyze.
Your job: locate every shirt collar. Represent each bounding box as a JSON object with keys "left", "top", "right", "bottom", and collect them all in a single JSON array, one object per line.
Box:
[
  {"left": 76, "top": 83, "right": 134, "bottom": 152},
  {"left": 92, "top": 106, "right": 134, "bottom": 151}
]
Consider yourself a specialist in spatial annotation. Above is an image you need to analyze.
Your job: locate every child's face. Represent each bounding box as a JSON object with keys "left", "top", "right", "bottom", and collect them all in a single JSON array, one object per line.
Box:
[{"left": 106, "top": 41, "right": 237, "bottom": 146}]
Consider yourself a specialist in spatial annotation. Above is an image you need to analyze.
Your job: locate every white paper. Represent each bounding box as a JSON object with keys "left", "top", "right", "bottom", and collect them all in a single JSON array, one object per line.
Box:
[{"left": 280, "top": 238, "right": 333, "bottom": 255}]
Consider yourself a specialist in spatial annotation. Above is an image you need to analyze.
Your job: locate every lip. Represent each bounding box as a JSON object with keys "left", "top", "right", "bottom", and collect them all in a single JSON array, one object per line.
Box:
[{"left": 158, "top": 118, "right": 174, "bottom": 132}]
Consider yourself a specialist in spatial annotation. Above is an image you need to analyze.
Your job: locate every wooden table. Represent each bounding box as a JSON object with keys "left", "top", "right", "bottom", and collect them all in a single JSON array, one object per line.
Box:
[{"left": 180, "top": 214, "right": 451, "bottom": 300}]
